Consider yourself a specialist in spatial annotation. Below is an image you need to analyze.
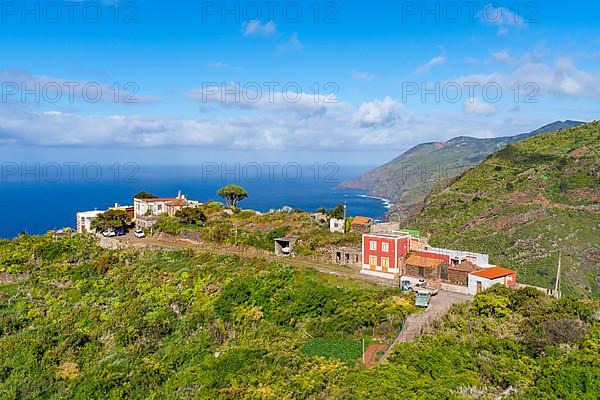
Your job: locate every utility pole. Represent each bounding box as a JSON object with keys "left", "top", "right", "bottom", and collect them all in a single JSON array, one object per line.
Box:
[
  {"left": 554, "top": 251, "right": 562, "bottom": 298},
  {"left": 362, "top": 338, "right": 365, "bottom": 365},
  {"left": 343, "top": 201, "right": 347, "bottom": 236}
]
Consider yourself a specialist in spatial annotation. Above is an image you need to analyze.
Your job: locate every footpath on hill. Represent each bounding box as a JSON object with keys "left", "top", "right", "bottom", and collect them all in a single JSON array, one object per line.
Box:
[{"left": 105, "top": 232, "right": 398, "bottom": 287}]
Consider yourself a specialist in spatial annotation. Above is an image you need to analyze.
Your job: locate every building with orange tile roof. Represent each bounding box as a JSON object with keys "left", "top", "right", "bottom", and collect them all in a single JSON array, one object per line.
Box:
[
  {"left": 468, "top": 266, "right": 517, "bottom": 295},
  {"left": 134, "top": 191, "right": 201, "bottom": 229},
  {"left": 403, "top": 253, "right": 448, "bottom": 280}
]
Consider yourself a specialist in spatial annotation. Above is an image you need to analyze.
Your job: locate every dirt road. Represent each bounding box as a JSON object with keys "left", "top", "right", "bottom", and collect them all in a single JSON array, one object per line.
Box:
[
  {"left": 111, "top": 233, "right": 399, "bottom": 288},
  {"left": 381, "top": 290, "right": 472, "bottom": 361}
]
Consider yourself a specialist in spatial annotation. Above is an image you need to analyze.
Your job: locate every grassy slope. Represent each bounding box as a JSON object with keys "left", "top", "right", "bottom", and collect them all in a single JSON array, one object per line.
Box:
[
  {"left": 342, "top": 121, "right": 584, "bottom": 218},
  {"left": 412, "top": 121, "right": 600, "bottom": 297},
  {"left": 1, "top": 235, "right": 598, "bottom": 398},
  {"left": 0, "top": 234, "right": 412, "bottom": 399}
]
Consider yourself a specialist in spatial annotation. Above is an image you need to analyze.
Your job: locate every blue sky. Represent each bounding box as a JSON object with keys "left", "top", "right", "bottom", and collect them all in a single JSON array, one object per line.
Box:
[{"left": 1, "top": 0, "right": 599, "bottom": 166}]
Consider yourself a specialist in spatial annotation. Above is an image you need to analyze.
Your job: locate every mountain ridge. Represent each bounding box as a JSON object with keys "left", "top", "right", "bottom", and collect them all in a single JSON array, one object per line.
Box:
[
  {"left": 341, "top": 120, "right": 585, "bottom": 220},
  {"left": 411, "top": 121, "right": 600, "bottom": 297}
]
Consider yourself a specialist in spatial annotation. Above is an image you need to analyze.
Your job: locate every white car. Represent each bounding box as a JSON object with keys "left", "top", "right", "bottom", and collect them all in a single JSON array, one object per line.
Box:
[
  {"left": 103, "top": 230, "right": 116, "bottom": 237},
  {"left": 134, "top": 229, "right": 146, "bottom": 238}
]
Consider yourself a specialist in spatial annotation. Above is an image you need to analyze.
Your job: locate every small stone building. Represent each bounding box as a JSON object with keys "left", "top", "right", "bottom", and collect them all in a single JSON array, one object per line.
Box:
[
  {"left": 274, "top": 236, "right": 299, "bottom": 257},
  {"left": 311, "top": 212, "right": 328, "bottom": 224},
  {"left": 333, "top": 246, "right": 361, "bottom": 267},
  {"left": 447, "top": 261, "right": 481, "bottom": 285},
  {"left": 350, "top": 216, "right": 373, "bottom": 233},
  {"left": 403, "top": 254, "right": 448, "bottom": 281},
  {"left": 370, "top": 222, "right": 400, "bottom": 234}
]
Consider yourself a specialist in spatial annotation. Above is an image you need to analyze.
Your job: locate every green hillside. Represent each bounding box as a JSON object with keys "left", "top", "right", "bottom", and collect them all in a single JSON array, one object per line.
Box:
[
  {"left": 342, "top": 121, "right": 584, "bottom": 220},
  {"left": 1, "top": 234, "right": 598, "bottom": 398},
  {"left": 412, "top": 121, "right": 600, "bottom": 297}
]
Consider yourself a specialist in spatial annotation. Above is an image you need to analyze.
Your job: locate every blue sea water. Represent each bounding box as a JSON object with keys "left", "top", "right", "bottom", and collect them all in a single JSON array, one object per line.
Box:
[{"left": 0, "top": 165, "right": 389, "bottom": 239}]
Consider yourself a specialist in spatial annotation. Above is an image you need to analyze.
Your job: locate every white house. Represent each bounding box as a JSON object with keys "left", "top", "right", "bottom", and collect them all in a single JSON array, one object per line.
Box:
[
  {"left": 134, "top": 191, "right": 201, "bottom": 229},
  {"left": 76, "top": 210, "right": 105, "bottom": 233},
  {"left": 423, "top": 246, "right": 491, "bottom": 268},
  {"left": 134, "top": 191, "right": 200, "bottom": 220},
  {"left": 468, "top": 266, "right": 518, "bottom": 295},
  {"left": 329, "top": 218, "right": 345, "bottom": 234},
  {"left": 76, "top": 203, "right": 134, "bottom": 233}
]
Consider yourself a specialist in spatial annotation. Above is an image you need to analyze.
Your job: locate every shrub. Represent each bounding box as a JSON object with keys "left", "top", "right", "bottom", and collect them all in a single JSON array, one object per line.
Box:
[{"left": 473, "top": 292, "right": 512, "bottom": 318}]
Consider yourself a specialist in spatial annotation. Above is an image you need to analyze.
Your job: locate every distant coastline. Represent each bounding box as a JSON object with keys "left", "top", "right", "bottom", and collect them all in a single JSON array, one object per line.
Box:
[
  {"left": 357, "top": 194, "right": 393, "bottom": 209},
  {"left": 0, "top": 171, "right": 388, "bottom": 239}
]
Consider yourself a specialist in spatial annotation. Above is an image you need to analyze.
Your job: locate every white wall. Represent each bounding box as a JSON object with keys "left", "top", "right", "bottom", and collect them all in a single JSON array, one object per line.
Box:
[
  {"left": 329, "top": 218, "right": 345, "bottom": 233},
  {"left": 361, "top": 269, "right": 397, "bottom": 280},
  {"left": 467, "top": 275, "right": 504, "bottom": 295},
  {"left": 441, "top": 283, "right": 471, "bottom": 295},
  {"left": 134, "top": 199, "right": 168, "bottom": 219}
]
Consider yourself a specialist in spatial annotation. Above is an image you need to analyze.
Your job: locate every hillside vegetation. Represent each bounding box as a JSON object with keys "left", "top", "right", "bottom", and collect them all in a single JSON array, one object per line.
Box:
[
  {"left": 0, "top": 234, "right": 410, "bottom": 399},
  {"left": 153, "top": 202, "right": 362, "bottom": 256},
  {"left": 1, "top": 234, "right": 598, "bottom": 398},
  {"left": 342, "top": 121, "right": 583, "bottom": 220},
  {"left": 412, "top": 121, "right": 600, "bottom": 297}
]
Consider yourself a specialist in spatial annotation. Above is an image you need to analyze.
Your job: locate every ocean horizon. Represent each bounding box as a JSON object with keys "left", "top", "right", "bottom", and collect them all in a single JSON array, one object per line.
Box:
[{"left": 0, "top": 164, "right": 390, "bottom": 239}]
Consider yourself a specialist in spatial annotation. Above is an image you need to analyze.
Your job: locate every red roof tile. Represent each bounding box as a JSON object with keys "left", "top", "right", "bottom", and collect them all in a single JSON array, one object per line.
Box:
[
  {"left": 448, "top": 261, "right": 480, "bottom": 273},
  {"left": 138, "top": 198, "right": 178, "bottom": 202},
  {"left": 352, "top": 216, "right": 373, "bottom": 225},
  {"left": 405, "top": 254, "right": 444, "bottom": 268},
  {"left": 470, "top": 266, "right": 516, "bottom": 280}
]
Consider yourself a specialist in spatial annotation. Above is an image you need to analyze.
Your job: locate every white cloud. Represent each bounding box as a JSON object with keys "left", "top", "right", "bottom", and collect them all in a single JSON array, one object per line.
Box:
[
  {"left": 277, "top": 33, "right": 303, "bottom": 53},
  {"left": 416, "top": 56, "right": 446, "bottom": 75},
  {"left": 0, "top": 100, "right": 560, "bottom": 152},
  {"left": 0, "top": 69, "right": 160, "bottom": 105},
  {"left": 352, "top": 71, "right": 375, "bottom": 81},
  {"left": 478, "top": 5, "right": 528, "bottom": 36},
  {"left": 355, "top": 97, "right": 402, "bottom": 128},
  {"left": 209, "top": 61, "right": 238, "bottom": 70},
  {"left": 242, "top": 20, "right": 276, "bottom": 37},
  {"left": 188, "top": 83, "right": 345, "bottom": 116},
  {"left": 454, "top": 58, "right": 600, "bottom": 98},
  {"left": 491, "top": 49, "right": 511, "bottom": 63},
  {"left": 464, "top": 97, "right": 498, "bottom": 116}
]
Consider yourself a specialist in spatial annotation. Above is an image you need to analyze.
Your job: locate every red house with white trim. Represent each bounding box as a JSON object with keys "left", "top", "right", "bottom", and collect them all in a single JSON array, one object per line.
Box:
[{"left": 361, "top": 232, "right": 410, "bottom": 279}]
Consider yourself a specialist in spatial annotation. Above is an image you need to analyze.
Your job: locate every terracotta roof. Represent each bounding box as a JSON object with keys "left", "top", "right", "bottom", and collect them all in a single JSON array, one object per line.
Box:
[
  {"left": 405, "top": 254, "right": 444, "bottom": 268},
  {"left": 448, "top": 261, "right": 480, "bottom": 273},
  {"left": 470, "top": 266, "right": 516, "bottom": 280},
  {"left": 137, "top": 197, "right": 179, "bottom": 202},
  {"left": 352, "top": 216, "right": 373, "bottom": 225},
  {"left": 166, "top": 199, "right": 189, "bottom": 206}
]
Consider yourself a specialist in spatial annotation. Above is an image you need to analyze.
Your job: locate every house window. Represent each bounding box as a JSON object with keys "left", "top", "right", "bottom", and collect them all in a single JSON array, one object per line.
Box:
[
  {"left": 369, "top": 256, "right": 377, "bottom": 266},
  {"left": 370, "top": 241, "right": 377, "bottom": 250},
  {"left": 382, "top": 242, "right": 389, "bottom": 252},
  {"left": 381, "top": 257, "right": 389, "bottom": 268}
]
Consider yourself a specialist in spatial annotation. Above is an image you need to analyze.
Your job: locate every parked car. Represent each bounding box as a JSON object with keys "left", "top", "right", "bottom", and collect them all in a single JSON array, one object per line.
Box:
[
  {"left": 115, "top": 228, "right": 126, "bottom": 237},
  {"left": 415, "top": 292, "right": 431, "bottom": 308},
  {"left": 134, "top": 229, "right": 146, "bottom": 238},
  {"left": 103, "top": 230, "right": 116, "bottom": 237}
]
